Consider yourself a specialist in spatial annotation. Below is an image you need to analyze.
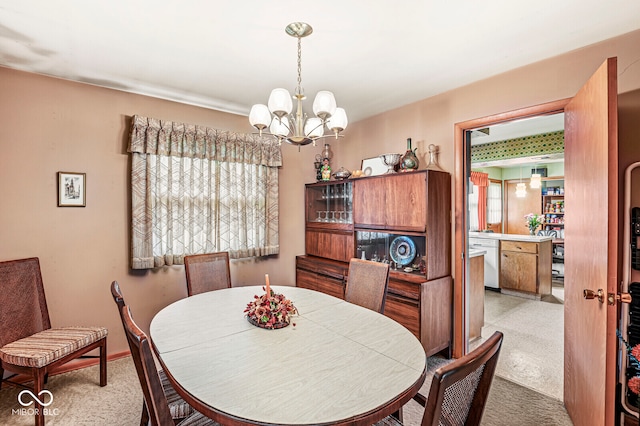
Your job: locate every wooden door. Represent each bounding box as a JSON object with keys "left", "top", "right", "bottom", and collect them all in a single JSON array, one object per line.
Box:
[
  {"left": 352, "top": 176, "right": 386, "bottom": 228},
  {"left": 500, "top": 251, "right": 537, "bottom": 293},
  {"left": 385, "top": 172, "right": 427, "bottom": 231},
  {"left": 563, "top": 58, "right": 618, "bottom": 425}
]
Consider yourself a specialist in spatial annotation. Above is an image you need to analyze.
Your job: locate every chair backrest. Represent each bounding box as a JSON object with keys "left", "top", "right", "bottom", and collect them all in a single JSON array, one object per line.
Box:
[
  {"left": 184, "top": 252, "right": 231, "bottom": 296},
  {"left": 344, "top": 258, "right": 390, "bottom": 313},
  {"left": 537, "top": 229, "right": 557, "bottom": 238},
  {"left": 0, "top": 257, "right": 51, "bottom": 348},
  {"left": 120, "top": 304, "right": 175, "bottom": 426},
  {"left": 110, "top": 281, "right": 127, "bottom": 325},
  {"left": 421, "top": 331, "right": 503, "bottom": 426}
]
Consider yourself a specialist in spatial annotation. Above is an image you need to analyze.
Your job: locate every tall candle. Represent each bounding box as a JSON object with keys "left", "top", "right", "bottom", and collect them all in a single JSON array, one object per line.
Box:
[{"left": 265, "top": 274, "right": 271, "bottom": 297}]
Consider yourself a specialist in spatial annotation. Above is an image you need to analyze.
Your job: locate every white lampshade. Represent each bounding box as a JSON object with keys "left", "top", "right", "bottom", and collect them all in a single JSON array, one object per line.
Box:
[
  {"left": 304, "top": 118, "right": 324, "bottom": 138},
  {"left": 312, "top": 91, "right": 337, "bottom": 119},
  {"left": 249, "top": 104, "right": 271, "bottom": 130},
  {"left": 269, "top": 117, "right": 289, "bottom": 137},
  {"left": 268, "top": 88, "right": 293, "bottom": 118},
  {"left": 530, "top": 173, "right": 541, "bottom": 189},
  {"left": 328, "top": 107, "right": 348, "bottom": 132},
  {"left": 515, "top": 182, "right": 527, "bottom": 198}
]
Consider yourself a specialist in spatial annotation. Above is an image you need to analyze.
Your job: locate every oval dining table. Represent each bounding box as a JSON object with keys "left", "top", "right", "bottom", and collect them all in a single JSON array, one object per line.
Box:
[{"left": 150, "top": 285, "right": 427, "bottom": 425}]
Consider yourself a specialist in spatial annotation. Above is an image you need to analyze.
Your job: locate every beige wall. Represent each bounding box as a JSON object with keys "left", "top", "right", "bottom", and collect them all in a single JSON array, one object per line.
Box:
[
  {"left": 0, "top": 68, "right": 311, "bottom": 354},
  {"left": 1, "top": 29, "right": 640, "bottom": 357}
]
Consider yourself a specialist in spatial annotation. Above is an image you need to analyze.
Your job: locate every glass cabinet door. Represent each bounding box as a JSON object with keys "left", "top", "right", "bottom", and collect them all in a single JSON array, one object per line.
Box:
[{"left": 306, "top": 181, "right": 353, "bottom": 224}]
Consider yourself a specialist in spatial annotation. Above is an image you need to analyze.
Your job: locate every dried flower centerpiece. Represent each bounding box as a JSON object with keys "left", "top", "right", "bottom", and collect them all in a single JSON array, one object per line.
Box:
[{"left": 245, "top": 274, "right": 298, "bottom": 329}]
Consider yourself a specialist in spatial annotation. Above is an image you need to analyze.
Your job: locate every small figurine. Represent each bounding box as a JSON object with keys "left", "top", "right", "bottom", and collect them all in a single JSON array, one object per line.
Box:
[
  {"left": 314, "top": 154, "right": 323, "bottom": 182},
  {"left": 321, "top": 157, "right": 331, "bottom": 181}
]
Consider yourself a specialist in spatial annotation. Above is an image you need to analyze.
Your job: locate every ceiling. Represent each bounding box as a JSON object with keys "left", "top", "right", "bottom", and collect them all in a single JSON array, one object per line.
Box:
[{"left": 1, "top": 1, "right": 639, "bottom": 124}]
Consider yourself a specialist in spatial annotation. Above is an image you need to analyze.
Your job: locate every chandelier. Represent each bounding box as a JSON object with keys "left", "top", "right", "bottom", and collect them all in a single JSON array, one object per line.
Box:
[{"left": 249, "top": 22, "right": 348, "bottom": 147}]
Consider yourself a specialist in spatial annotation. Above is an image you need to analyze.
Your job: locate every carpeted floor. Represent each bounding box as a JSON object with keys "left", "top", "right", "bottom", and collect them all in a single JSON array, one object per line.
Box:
[{"left": 0, "top": 356, "right": 573, "bottom": 425}]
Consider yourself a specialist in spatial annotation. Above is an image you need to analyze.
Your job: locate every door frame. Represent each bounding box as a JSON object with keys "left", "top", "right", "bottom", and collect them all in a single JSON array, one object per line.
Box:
[{"left": 452, "top": 98, "right": 570, "bottom": 357}]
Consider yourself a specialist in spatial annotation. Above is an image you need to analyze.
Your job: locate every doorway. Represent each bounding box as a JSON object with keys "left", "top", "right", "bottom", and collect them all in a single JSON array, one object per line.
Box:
[
  {"left": 452, "top": 99, "right": 570, "bottom": 363},
  {"left": 453, "top": 58, "right": 620, "bottom": 426},
  {"left": 467, "top": 115, "right": 565, "bottom": 399}
]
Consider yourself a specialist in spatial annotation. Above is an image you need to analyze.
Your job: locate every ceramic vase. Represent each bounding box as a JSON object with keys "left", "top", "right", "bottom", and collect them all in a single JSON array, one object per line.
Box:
[{"left": 399, "top": 138, "right": 419, "bottom": 172}]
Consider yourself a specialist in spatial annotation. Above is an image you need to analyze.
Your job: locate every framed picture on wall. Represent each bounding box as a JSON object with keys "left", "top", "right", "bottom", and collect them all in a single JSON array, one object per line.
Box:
[
  {"left": 361, "top": 157, "right": 387, "bottom": 176},
  {"left": 58, "top": 172, "right": 86, "bottom": 207}
]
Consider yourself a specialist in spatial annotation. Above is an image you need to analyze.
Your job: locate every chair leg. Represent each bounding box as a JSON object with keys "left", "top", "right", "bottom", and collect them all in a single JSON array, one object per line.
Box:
[
  {"left": 34, "top": 370, "right": 46, "bottom": 426},
  {"left": 99, "top": 338, "right": 107, "bottom": 387},
  {"left": 391, "top": 409, "right": 403, "bottom": 422},
  {"left": 140, "top": 401, "right": 150, "bottom": 426}
]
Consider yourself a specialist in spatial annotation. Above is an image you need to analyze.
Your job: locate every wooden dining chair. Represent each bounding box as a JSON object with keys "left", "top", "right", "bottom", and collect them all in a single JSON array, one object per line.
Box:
[
  {"left": 184, "top": 252, "right": 231, "bottom": 296},
  {"left": 375, "top": 331, "right": 504, "bottom": 426},
  {"left": 119, "top": 304, "right": 221, "bottom": 426},
  {"left": 344, "top": 258, "right": 390, "bottom": 313},
  {"left": 0, "top": 257, "right": 108, "bottom": 426},
  {"left": 110, "top": 281, "right": 194, "bottom": 425}
]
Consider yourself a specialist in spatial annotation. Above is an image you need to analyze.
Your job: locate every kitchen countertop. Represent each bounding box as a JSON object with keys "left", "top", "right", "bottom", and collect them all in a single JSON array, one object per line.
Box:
[
  {"left": 469, "top": 231, "right": 553, "bottom": 243},
  {"left": 468, "top": 249, "right": 487, "bottom": 258}
]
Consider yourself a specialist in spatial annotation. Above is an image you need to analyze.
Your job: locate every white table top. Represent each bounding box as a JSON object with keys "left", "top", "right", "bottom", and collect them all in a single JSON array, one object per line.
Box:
[{"left": 150, "top": 286, "right": 426, "bottom": 425}]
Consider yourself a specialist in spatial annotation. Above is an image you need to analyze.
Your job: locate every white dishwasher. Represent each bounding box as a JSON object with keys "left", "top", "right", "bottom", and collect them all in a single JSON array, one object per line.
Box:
[{"left": 468, "top": 237, "right": 500, "bottom": 289}]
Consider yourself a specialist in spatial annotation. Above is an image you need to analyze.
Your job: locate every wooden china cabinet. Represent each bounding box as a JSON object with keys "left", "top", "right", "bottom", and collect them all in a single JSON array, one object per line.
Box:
[{"left": 296, "top": 169, "right": 452, "bottom": 357}]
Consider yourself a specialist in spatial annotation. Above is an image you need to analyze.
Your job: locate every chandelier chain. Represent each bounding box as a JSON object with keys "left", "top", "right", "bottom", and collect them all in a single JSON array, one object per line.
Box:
[{"left": 296, "top": 36, "right": 303, "bottom": 96}]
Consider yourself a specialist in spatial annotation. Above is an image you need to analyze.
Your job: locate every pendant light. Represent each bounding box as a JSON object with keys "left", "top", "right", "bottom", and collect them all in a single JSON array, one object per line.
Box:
[
  {"left": 530, "top": 165, "right": 541, "bottom": 189},
  {"left": 516, "top": 167, "right": 527, "bottom": 198}
]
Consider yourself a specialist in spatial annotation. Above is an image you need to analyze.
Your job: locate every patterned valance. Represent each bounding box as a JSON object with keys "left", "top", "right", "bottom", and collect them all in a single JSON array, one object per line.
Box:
[
  {"left": 128, "top": 115, "right": 282, "bottom": 167},
  {"left": 471, "top": 130, "right": 564, "bottom": 164}
]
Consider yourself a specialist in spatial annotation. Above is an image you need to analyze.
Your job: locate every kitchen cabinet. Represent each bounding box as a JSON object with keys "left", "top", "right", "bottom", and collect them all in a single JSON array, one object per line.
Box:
[
  {"left": 500, "top": 239, "right": 552, "bottom": 298},
  {"left": 297, "top": 170, "right": 452, "bottom": 356}
]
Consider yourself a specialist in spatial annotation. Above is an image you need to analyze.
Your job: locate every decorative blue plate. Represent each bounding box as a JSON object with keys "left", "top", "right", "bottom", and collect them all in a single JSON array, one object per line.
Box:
[{"left": 389, "top": 236, "right": 416, "bottom": 266}]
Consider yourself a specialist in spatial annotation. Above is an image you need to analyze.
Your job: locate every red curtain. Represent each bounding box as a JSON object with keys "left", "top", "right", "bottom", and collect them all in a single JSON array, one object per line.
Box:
[{"left": 470, "top": 172, "right": 489, "bottom": 230}]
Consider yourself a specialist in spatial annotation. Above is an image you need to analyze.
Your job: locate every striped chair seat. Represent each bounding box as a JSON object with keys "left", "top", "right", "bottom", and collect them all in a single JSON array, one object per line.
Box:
[
  {"left": 0, "top": 326, "right": 108, "bottom": 368},
  {"left": 160, "top": 369, "right": 194, "bottom": 418}
]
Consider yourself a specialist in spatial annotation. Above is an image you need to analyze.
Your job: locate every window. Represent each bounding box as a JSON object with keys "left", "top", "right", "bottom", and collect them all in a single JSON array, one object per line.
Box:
[
  {"left": 487, "top": 180, "right": 502, "bottom": 225},
  {"left": 128, "top": 115, "right": 282, "bottom": 269},
  {"left": 468, "top": 184, "right": 479, "bottom": 231}
]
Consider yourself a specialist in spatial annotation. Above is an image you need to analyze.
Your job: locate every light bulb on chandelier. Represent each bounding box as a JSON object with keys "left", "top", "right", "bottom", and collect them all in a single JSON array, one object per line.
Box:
[{"left": 249, "top": 22, "right": 348, "bottom": 147}]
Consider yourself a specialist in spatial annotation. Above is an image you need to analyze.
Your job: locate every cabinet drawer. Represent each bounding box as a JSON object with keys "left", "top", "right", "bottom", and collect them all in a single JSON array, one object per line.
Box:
[
  {"left": 306, "top": 230, "right": 354, "bottom": 263},
  {"left": 296, "top": 268, "right": 317, "bottom": 291},
  {"left": 316, "top": 275, "right": 345, "bottom": 299},
  {"left": 387, "top": 278, "right": 420, "bottom": 300},
  {"left": 501, "top": 240, "right": 538, "bottom": 254},
  {"left": 385, "top": 294, "right": 420, "bottom": 339},
  {"left": 296, "top": 256, "right": 347, "bottom": 281}
]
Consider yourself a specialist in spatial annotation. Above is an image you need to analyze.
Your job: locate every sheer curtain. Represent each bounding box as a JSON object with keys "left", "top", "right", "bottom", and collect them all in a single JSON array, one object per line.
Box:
[
  {"left": 470, "top": 171, "right": 489, "bottom": 230},
  {"left": 468, "top": 184, "right": 479, "bottom": 231},
  {"left": 128, "top": 115, "right": 282, "bottom": 269},
  {"left": 487, "top": 181, "right": 502, "bottom": 226}
]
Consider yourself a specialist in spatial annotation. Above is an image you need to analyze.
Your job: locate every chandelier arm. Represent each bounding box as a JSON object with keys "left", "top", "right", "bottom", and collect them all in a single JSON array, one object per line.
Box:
[{"left": 305, "top": 120, "right": 325, "bottom": 137}]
